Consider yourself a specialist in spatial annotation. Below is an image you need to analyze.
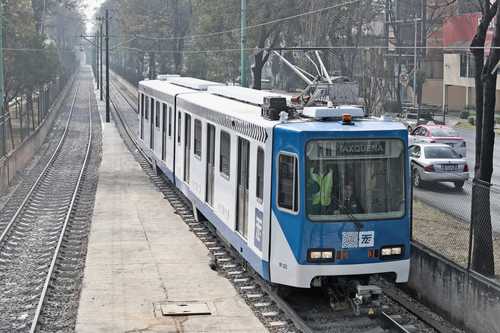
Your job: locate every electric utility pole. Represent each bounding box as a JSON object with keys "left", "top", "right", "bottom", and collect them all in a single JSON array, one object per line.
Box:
[
  {"left": 0, "top": 3, "right": 5, "bottom": 157},
  {"left": 105, "top": 9, "right": 110, "bottom": 123},
  {"left": 240, "top": 0, "right": 248, "bottom": 87},
  {"left": 96, "top": 25, "right": 99, "bottom": 90},
  {"left": 100, "top": 20, "right": 103, "bottom": 102}
]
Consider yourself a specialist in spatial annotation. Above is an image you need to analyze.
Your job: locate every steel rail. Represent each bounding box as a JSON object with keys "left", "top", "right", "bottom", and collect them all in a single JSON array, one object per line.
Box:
[
  {"left": 29, "top": 86, "right": 93, "bottom": 333},
  {"left": 109, "top": 73, "right": 138, "bottom": 113},
  {"left": 0, "top": 82, "right": 80, "bottom": 246},
  {"left": 380, "top": 312, "right": 412, "bottom": 333}
]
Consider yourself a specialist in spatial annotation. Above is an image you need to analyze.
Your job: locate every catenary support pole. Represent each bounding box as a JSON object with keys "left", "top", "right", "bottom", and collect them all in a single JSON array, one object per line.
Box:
[
  {"left": 105, "top": 9, "right": 110, "bottom": 123},
  {"left": 96, "top": 26, "right": 99, "bottom": 89},
  {"left": 0, "top": 3, "right": 5, "bottom": 157},
  {"left": 100, "top": 21, "right": 103, "bottom": 101},
  {"left": 240, "top": 0, "right": 248, "bottom": 87}
]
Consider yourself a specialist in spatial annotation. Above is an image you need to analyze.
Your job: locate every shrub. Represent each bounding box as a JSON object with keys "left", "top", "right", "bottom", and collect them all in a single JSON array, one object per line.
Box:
[
  {"left": 460, "top": 110, "right": 470, "bottom": 119},
  {"left": 468, "top": 116, "right": 475, "bottom": 125}
]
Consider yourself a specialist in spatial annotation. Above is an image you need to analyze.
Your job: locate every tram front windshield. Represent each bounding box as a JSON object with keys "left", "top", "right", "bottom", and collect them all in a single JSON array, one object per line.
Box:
[{"left": 306, "top": 139, "right": 405, "bottom": 221}]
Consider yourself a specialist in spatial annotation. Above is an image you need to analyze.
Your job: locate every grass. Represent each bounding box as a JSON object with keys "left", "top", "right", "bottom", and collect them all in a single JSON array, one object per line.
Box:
[{"left": 412, "top": 199, "right": 500, "bottom": 279}]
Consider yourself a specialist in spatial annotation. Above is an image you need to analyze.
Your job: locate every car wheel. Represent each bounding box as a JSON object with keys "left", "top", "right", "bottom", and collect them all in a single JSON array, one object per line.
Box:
[
  {"left": 454, "top": 181, "right": 465, "bottom": 190},
  {"left": 413, "top": 169, "right": 423, "bottom": 188}
]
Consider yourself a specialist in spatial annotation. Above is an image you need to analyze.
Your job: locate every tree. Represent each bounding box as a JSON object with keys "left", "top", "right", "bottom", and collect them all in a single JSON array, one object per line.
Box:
[{"left": 469, "top": 0, "right": 497, "bottom": 276}]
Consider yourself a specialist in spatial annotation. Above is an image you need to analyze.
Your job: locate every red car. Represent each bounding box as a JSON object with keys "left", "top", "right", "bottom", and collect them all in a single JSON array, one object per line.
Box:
[{"left": 409, "top": 125, "right": 466, "bottom": 157}]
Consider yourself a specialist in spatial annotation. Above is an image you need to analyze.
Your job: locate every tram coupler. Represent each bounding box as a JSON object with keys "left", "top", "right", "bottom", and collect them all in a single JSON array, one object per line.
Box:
[{"left": 351, "top": 284, "right": 382, "bottom": 317}]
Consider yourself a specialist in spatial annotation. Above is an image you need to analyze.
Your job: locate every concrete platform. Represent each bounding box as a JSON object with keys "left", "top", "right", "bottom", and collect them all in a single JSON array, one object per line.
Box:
[{"left": 75, "top": 92, "right": 267, "bottom": 332}]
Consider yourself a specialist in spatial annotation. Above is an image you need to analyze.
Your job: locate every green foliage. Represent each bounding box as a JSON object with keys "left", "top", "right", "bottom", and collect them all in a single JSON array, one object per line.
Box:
[
  {"left": 468, "top": 116, "right": 475, "bottom": 125},
  {"left": 2, "top": 0, "right": 77, "bottom": 103},
  {"left": 460, "top": 110, "right": 470, "bottom": 119}
]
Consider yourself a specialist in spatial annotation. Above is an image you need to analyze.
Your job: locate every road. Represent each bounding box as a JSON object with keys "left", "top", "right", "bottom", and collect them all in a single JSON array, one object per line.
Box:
[{"left": 414, "top": 126, "right": 500, "bottom": 232}]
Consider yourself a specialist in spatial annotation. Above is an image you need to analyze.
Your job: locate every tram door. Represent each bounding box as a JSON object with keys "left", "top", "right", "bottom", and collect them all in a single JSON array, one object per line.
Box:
[
  {"left": 206, "top": 124, "right": 216, "bottom": 206},
  {"left": 236, "top": 138, "right": 250, "bottom": 238},
  {"left": 161, "top": 104, "right": 166, "bottom": 160},
  {"left": 184, "top": 114, "right": 191, "bottom": 183},
  {"left": 150, "top": 98, "right": 155, "bottom": 149}
]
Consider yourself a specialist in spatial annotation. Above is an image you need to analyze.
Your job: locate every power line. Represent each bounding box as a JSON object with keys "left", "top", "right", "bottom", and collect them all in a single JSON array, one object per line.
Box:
[
  {"left": 113, "top": 45, "right": 500, "bottom": 55},
  {"left": 130, "top": 0, "right": 362, "bottom": 41}
]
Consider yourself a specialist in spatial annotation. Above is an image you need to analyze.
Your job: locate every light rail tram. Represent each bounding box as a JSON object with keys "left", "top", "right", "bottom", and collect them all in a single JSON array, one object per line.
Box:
[{"left": 137, "top": 75, "right": 410, "bottom": 308}]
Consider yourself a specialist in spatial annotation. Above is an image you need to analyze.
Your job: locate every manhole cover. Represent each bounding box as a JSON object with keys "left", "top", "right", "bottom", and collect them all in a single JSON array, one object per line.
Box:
[{"left": 160, "top": 302, "right": 211, "bottom": 316}]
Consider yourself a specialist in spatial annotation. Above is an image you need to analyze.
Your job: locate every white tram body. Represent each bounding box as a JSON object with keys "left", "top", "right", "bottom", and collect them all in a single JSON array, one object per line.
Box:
[{"left": 137, "top": 76, "right": 411, "bottom": 288}]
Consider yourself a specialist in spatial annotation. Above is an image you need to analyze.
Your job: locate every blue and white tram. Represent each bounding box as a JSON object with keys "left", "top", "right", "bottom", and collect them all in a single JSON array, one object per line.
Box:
[{"left": 137, "top": 77, "right": 410, "bottom": 289}]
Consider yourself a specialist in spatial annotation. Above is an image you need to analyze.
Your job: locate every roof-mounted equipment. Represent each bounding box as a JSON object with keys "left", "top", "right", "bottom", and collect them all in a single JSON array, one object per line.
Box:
[
  {"left": 262, "top": 97, "right": 288, "bottom": 121},
  {"left": 302, "top": 105, "right": 364, "bottom": 120}
]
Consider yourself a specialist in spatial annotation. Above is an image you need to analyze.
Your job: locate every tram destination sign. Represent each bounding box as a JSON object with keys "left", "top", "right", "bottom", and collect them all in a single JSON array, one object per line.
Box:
[
  {"left": 309, "top": 140, "right": 397, "bottom": 160},
  {"left": 336, "top": 141, "right": 386, "bottom": 157}
]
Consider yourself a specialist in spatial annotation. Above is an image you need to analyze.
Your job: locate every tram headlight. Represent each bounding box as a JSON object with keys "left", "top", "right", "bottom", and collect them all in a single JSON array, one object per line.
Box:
[
  {"left": 380, "top": 246, "right": 404, "bottom": 258},
  {"left": 308, "top": 249, "right": 335, "bottom": 262}
]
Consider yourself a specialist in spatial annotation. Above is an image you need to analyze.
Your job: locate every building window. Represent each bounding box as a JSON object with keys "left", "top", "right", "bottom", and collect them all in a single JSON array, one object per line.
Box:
[
  {"left": 220, "top": 131, "right": 231, "bottom": 178},
  {"left": 194, "top": 119, "right": 202, "bottom": 158},
  {"left": 145, "top": 97, "right": 149, "bottom": 120},
  {"left": 256, "top": 147, "right": 264, "bottom": 202},
  {"left": 460, "top": 53, "right": 475, "bottom": 78},
  {"left": 168, "top": 107, "right": 173, "bottom": 137},
  {"left": 278, "top": 153, "right": 298, "bottom": 212}
]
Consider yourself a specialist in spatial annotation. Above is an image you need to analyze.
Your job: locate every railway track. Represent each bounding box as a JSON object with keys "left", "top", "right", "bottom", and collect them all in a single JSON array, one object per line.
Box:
[
  {"left": 0, "top": 72, "right": 94, "bottom": 332},
  {"left": 108, "top": 74, "right": 459, "bottom": 333}
]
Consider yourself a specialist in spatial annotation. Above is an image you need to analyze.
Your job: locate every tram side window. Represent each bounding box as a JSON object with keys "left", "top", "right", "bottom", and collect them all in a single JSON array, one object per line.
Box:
[
  {"left": 194, "top": 119, "right": 202, "bottom": 158},
  {"left": 140, "top": 94, "right": 144, "bottom": 118},
  {"left": 220, "top": 131, "right": 231, "bottom": 178},
  {"left": 168, "top": 107, "right": 173, "bottom": 137},
  {"left": 177, "top": 113, "right": 182, "bottom": 143},
  {"left": 256, "top": 147, "right": 264, "bottom": 202},
  {"left": 155, "top": 101, "right": 160, "bottom": 128},
  {"left": 145, "top": 97, "right": 149, "bottom": 120},
  {"left": 150, "top": 98, "right": 155, "bottom": 122},
  {"left": 278, "top": 153, "right": 298, "bottom": 212}
]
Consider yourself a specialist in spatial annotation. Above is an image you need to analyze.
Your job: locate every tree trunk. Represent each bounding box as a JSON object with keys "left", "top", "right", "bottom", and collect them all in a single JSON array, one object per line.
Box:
[
  {"left": 149, "top": 52, "right": 156, "bottom": 80},
  {"left": 252, "top": 52, "right": 264, "bottom": 90},
  {"left": 27, "top": 93, "right": 35, "bottom": 130},
  {"left": 469, "top": 1, "right": 498, "bottom": 276}
]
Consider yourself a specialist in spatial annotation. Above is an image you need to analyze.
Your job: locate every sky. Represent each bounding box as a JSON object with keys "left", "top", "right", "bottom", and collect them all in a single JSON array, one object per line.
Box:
[{"left": 84, "top": 0, "right": 106, "bottom": 33}]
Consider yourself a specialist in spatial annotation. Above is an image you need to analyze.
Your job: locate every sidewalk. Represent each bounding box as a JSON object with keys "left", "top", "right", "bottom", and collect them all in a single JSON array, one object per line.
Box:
[{"left": 75, "top": 90, "right": 266, "bottom": 332}]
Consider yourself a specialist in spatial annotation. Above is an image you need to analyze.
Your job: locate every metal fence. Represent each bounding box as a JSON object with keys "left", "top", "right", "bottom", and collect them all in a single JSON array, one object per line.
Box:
[
  {"left": 0, "top": 73, "right": 71, "bottom": 158},
  {"left": 412, "top": 179, "right": 500, "bottom": 281}
]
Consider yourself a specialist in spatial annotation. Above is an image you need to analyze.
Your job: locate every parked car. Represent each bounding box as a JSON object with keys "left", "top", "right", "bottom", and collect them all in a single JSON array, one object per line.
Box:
[
  {"left": 409, "top": 143, "right": 469, "bottom": 189},
  {"left": 409, "top": 124, "right": 466, "bottom": 157}
]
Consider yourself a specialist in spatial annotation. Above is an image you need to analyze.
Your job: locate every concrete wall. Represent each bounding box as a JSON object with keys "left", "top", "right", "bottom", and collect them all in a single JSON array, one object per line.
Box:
[
  {"left": 408, "top": 243, "right": 500, "bottom": 333},
  {"left": 0, "top": 76, "right": 75, "bottom": 193}
]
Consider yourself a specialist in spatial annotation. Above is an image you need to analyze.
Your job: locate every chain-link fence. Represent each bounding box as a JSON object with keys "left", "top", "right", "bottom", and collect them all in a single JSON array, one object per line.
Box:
[
  {"left": 0, "top": 73, "right": 71, "bottom": 158},
  {"left": 412, "top": 179, "right": 500, "bottom": 281}
]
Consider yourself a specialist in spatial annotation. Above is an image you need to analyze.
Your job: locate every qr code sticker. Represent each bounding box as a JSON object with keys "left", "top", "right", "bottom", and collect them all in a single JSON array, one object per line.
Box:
[
  {"left": 358, "top": 231, "right": 375, "bottom": 248},
  {"left": 342, "top": 232, "right": 359, "bottom": 249}
]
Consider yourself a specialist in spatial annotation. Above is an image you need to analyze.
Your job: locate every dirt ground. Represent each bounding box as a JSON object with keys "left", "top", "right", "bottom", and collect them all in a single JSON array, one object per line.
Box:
[{"left": 412, "top": 199, "right": 500, "bottom": 280}]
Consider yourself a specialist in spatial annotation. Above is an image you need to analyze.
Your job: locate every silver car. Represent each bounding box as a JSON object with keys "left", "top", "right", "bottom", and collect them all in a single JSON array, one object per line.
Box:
[{"left": 410, "top": 143, "right": 469, "bottom": 189}]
